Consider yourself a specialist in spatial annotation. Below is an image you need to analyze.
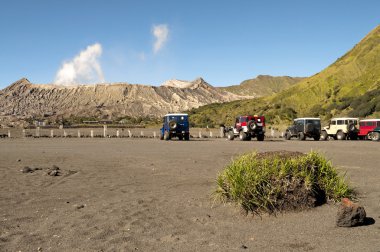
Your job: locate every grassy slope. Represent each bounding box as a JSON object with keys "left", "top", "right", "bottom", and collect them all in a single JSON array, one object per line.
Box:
[
  {"left": 220, "top": 75, "right": 304, "bottom": 97},
  {"left": 189, "top": 25, "right": 380, "bottom": 127},
  {"left": 276, "top": 25, "right": 380, "bottom": 115}
]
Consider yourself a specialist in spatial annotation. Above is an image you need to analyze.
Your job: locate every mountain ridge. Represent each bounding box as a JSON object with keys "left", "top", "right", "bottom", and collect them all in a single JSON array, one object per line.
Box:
[{"left": 0, "top": 77, "right": 245, "bottom": 127}]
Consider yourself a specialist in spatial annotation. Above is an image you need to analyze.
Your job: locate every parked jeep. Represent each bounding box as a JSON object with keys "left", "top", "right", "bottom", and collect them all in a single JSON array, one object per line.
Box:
[
  {"left": 224, "top": 115, "right": 265, "bottom": 141},
  {"left": 320, "top": 117, "right": 359, "bottom": 140},
  {"left": 368, "top": 127, "right": 380, "bottom": 141},
  {"left": 160, "top": 113, "right": 190, "bottom": 140},
  {"left": 358, "top": 119, "right": 380, "bottom": 140},
  {"left": 285, "top": 118, "right": 321, "bottom": 141}
]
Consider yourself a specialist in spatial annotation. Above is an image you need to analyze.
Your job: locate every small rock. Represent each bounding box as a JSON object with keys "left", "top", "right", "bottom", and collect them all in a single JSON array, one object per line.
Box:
[
  {"left": 21, "top": 166, "right": 33, "bottom": 173},
  {"left": 52, "top": 165, "right": 60, "bottom": 170},
  {"left": 240, "top": 245, "right": 248, "bottom": 249},
  {"left": 336, "top": 198, "right": 366, "bottom": 227},
  {"left": 47, "top": 165, "right": 61, "bottom": 176},
  {"left": 17, "top": 159, "right": 21, "bottom": 162},
  {"left": 38, "top": 247, "right": 42, "bottom": 251},
  {"left": 74, "top": 204, "right": 85, "bottom": 209},
  {"left": 48, "top": 170, "right": 59, "bottom": 176}
]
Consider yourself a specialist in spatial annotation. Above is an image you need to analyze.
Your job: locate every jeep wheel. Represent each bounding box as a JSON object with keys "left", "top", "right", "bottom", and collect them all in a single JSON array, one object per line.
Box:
[
  {"left": 248, "top": 121, "right": 256, "bottom": 131},
  {"left": 313, "top": 135, "right": 320, "bottom": 141},
  {"left": 372, "top": 132, "right": 380, "bottom": 141},
  {"left": 163, "top": 131, "right": 170, "bottom": 141},
  {"left": 257, "top": 134, "right": 264, "bottom": 141},
  {"left": 298, "top": 132, "right": 305, "bottom": 141},
  {"left": 336, "top": 131, "right": 346, "bottom": 140},
  {"left": 366, "top": 133, "right": 371, "bottom": 140},
  {"left": 239, "top": 131, "right": 247, "bottom": 141},
  {"left": 347, "top": 123, "right": 356, "bottom": 132},
  {"left": 184, "top": 133, "right": 190, "bottom": 141},
  {"left": 168, "top": 120, "right": 177, "bottom": 130},
  {"left": 285, "top": 131, "right": 292, "bottom": 140},
  {"left": 227, "top": 131, "right": 234, "bottom": 140},
  {"left": 246, "top": 135, "right": 252, "bottom": 141},
  {"left": 320, "top": 131, "right": 328, "bottom": 141},
  {"left": 178, "top": 135, "right": 183, "bottom": 141}
]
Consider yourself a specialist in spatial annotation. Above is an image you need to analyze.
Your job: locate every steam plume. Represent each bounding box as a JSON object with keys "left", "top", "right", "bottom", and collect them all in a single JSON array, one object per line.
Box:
[
  {"left": 54, "top": 43, "right": 105, "bottom": 85},
  {"left": 153, "top": 24, "right": 169, "bottom": 54}
]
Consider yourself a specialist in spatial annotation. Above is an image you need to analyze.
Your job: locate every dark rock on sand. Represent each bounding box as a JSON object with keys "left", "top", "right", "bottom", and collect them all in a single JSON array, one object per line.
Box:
[
  {"left": 73, "top": 204, "right": 85, "bottom": 209},
  {"left": 47, "top": 165, "right": 61, "bottom": 176},
  {"left": 336, "top": 198, "right": 366, "bottom": 227},
  {"left": 21, "top": 166, "right": 33, "bottom": 173}
]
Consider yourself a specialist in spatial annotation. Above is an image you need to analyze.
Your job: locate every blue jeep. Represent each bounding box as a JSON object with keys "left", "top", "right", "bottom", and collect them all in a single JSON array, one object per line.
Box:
[{"left": 160, "top": 113, "right": 190, "bottom": 140}]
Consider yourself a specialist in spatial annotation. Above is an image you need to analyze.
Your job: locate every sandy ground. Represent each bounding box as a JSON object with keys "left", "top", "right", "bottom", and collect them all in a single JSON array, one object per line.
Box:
[{"left": 0, "top": 138, "right": 379, "bottom": 252}]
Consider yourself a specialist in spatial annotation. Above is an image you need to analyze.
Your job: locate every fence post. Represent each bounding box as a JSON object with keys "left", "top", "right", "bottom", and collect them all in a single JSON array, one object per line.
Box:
[
  {"left": 22, "top": 129, "right": 26, "bottom": 138},
  {"left": 78, "top": 130, "right": 81, "bottom": 138},
  {"left": 140, "top": 131, "right": 144, "bottom": 137},
  {"left": 90, "top": 130, "right": 94, "bottom": 138},
  {"left": 50, "top": 130, "right": 54, "bottom": 138},
  {"left": 210, "top": 131, "right": 213, "bottom": 138},
  {"left": 8, "top": 130, "right": 11, "bottom": 138},
  {"left": 220, "top": 126, "right": 225, "bottom": 138},
  {"left": 36, "top": 127, "right": 40, "bottom": 137},
  {"left": 128, "top": 130, "right": 132, "bottom": 138},
  {"left": 103, "top": 125, "right": 107, "bottom": 138},
  {"left": 63, "top": 130, "right": 67, "bottom": 138},
  {"left": 116, "top": 130, "right": 120, "bottom": 138},
  {"left": 153, "top": 131, "right": 156, "bottom": 138},
  {"left": 199, "top": 131, "right": 202, "bottom": 138}
]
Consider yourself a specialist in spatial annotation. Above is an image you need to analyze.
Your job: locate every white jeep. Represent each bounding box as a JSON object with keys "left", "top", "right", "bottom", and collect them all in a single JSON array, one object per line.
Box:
[{"left": 321, "top": 117, "right": 359, "bottom": 140}]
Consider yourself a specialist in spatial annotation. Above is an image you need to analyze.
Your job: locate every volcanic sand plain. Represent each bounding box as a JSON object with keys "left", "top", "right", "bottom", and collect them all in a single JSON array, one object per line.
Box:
[{"left": 0, "top": 137, "right": 379, "bottom": 251}]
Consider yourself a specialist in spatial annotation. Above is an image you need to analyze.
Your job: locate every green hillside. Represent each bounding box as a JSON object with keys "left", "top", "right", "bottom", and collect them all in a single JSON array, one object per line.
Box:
[
  {"left": 189, "top": 25, "right": 380, "bottom": 127},
  {"left": 220, "top": 75, "right": 304, "bottom": 97}
]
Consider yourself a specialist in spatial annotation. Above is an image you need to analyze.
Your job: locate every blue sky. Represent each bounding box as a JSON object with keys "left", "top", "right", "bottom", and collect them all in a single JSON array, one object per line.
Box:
[{"left": 0, "top": 0, "right": 379, "bottom": 88}]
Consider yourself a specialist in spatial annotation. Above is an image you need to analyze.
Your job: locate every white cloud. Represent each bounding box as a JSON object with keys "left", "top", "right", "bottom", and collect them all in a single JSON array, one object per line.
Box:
[
  {"left": 54, "top": 43, "right": 105, "bottom": 85},
  {"left": 152, "top": 24, "right": 169, "bottom": 54}
]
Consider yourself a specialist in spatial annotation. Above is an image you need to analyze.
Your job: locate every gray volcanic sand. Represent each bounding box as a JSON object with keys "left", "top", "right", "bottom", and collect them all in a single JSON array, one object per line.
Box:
[{"left": 0, "top": 138, "right": 379, "bottom": 251}]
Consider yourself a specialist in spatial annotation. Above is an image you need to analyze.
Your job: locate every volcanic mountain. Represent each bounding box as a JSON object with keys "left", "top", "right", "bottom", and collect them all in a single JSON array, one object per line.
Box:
[{"left": 0, "top": 77, "right": 245, "bottom": 126}]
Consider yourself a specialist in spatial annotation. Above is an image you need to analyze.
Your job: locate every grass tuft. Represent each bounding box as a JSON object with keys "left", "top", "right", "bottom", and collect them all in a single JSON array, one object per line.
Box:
[{"left": 214, "top": 151, "right": 354, "bottom": 214}]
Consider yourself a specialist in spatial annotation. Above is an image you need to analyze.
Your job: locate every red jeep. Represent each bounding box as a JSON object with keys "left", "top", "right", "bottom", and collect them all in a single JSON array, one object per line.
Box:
[
  {"left": 225, "top": 115, "right": 265, "bottom": 141},
  {"left": 358, "top": 119, "right": 380, "bottom": 140}
]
